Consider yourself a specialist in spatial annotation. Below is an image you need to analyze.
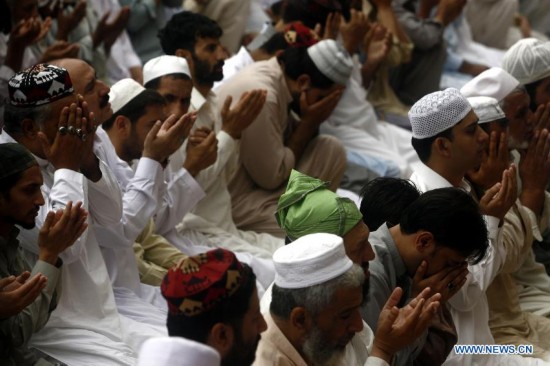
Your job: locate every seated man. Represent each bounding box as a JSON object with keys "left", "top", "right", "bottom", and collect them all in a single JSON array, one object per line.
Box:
[
  {"left": 217, "top": 39, "right": 348, "bottom": 237},
  {"left": 257, "top": 233, "right": 440, "bottom": 366},
  {"left": 161, "top": 248, "right": 266, "bottom": 366},
  {"left": 0, "top": 143, "right": 86, "bottom": 365}
]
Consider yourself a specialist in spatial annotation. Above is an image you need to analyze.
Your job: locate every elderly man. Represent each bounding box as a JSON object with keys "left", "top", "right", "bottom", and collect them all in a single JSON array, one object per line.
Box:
[
  {"left": 217, "top": 39, "right": 348, "bottom": 238},
  {"left": 161, "top": 248, "right": 266, "bottom": 366},
  {"left": 158, "top": 11, "right": 283, "bottom": 262},
  {"left": 0, "top": 63, "right": 140, "bottom": 364},
  {"left": 0, "top": 143, "right": 87, "bottom": 365},
  {"left": 256, "top": 233, "right": 440, "bottom": 366}
]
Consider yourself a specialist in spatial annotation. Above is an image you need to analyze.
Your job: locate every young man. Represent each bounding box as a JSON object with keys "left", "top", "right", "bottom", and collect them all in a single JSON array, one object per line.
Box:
[
  {"left": 158, "top": 11, "right": 284, "bottom": 263},
  {"left": 257, "top": 233, "right": 440, "bottom": 366},
  {"left": 216, "top": 39, "right": 348, "bottom": 237},
  {"left": 1, "top": 64, "right": 140, "bottom": 365},
  {"left": 161, "top": 248, "right": 266, "bottom": 366},
  {"left": 0, "top": 143, "right": 86, "bottom": 365}
]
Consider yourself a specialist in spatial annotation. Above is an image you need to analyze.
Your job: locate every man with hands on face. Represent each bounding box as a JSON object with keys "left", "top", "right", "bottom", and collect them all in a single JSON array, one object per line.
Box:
[{"left": 0, "top": 143, "right": 88, "bottom": 366}]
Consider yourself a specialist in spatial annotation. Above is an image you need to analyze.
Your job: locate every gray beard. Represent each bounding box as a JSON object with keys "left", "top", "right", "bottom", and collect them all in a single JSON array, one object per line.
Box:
[{"left": 302, "top": 325, "right": 346, "bottom": 366}]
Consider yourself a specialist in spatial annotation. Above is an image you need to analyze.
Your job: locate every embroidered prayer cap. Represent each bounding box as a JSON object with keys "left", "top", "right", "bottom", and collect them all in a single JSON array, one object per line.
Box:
[
  {"left": 277, "top": 170, "right": 362, "bottom": 241},
  {"left": 137, "top": 337, "right": 221, "bottom": 366},
  {"left": 8, "top": 63, "right": 74, "bottom": 108},
  {"left": 409, "top": 88, "right": 472, "bottom": 139},
  {"left": 467, "top": 97, "right": 505, "bottom": 125},
  {"left": 307, "top": 39, "right": 353, "bottom": 85},
  {"left": 273, "top": 233, "right": 353, "bottom": 289},
  {"left": 109, "top": 78, "right": 146, "bottom": 114},
  {"left": 161, "top": 248, "right": 248, "bottom": 316},
  {"left": 502, "top": 38, "right": 550, "bottom": 85},
  {"left": 143, "top": 55, "right": 191, "bottom": 85},
  {"left": 460, "top": 67, "right": 520, "bottom": 102},
  {"left": 0, "top": 143, "right": 37, "bottom": 180},
  {"left": 284, "top": 22, "right": 319, "bottom": 48}
]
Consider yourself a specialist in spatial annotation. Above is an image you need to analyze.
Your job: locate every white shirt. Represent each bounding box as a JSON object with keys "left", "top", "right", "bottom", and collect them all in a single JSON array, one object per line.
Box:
[{"left": 213, "top": 46, "right": 255, "bottom": 90}]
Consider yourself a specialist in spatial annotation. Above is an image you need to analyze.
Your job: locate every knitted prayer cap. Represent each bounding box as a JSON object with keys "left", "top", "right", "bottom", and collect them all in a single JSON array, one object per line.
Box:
[
  {"left": 8, "top": 64, "right": 74, "bottom": 108},
  {"left": 460, "top": 67, "right": 520, "bottom": 102},
  {"left": 277, "top": 170, "right": 362, "bottom": 241},
  {"left": 502, "top": 38, "right": 550, "bottom": 85},
  {"left": 143, "top": 55, "right": 191, "bottom": 85},
  {"left": 0, "top": 143, "right": 37, "bottom": 180},
  {"left": 161, "top": 249, "right": 248, "bottom": 316},
  {"left": 467, "top": 96, "right": 505, "bottom": 125},
  {"left": 284, "top": 22, "right": 319, "bottom": 48},
  {"left": 273, "top": 233, "right": 353, "bottom": 289},
  {"left": 307, "top": 39, "right": 353, "bottom": 85},
  {"left": 409, "top": 88, "right": 472, "bottom": 139},
  {"left": 109, "top": 78, "right": 146, "bottom": 114}
]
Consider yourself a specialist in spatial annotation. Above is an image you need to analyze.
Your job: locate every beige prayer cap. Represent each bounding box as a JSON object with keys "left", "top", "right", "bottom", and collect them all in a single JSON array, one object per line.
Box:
[
  {"left": 467, "top": 97, "right": 505, "bottom": 125},
  {"left": 307, "top": 40, "right": 353, "bottom": 85},
  {"left": 137, "top": 337, "right": 221, "bottom": 366},
  {"left": 143, "top": 55, "right": 191, "bottom": 85},
  {"left": 409, "top": 88, "right": 472, "bottom": 139},
  {"left": 460, "top": 68, "right": 520, "bottom": 102},
  {"left": 502, "top": 38, "right": 550, "bottom": 85},
  {"left": 109, "top": 78, "right": 146, "bottom": 114},
  {"left": 273, "top": 233, "right": 353, "bottom": 289}
]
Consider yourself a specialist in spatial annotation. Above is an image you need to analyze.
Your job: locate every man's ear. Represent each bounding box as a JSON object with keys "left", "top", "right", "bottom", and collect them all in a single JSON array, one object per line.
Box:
[
  {"left": 208, "top": 322, "right": 235, "bottom": 358},
  {"left": 175, "top": 48, "right": 194, "bottom": 71},
  {"left": 433, "top": 136, "right": 452, "bottom": 158},
  {"left": 114, "top": 115, "right": 131, "bottom": 136},
  {"left": 414, "top": 231, "right": 436, "bottom": 254},
  {"left": 289, "top": 306, "right": 312, "bottom": 341},
  {"left": 296, "top": 74, "right": 311, "bottom": 93}
]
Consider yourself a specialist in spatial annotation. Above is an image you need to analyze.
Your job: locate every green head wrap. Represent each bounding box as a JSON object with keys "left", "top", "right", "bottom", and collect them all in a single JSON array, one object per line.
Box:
[
  {"left": 276, "top": 170, "right": 362, "bottom": 241},
  {"left": 0, "top": 143, "right": 37, "bottom": 180}
]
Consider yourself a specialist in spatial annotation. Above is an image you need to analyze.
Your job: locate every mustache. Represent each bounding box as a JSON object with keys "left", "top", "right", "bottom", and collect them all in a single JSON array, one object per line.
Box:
[
  {"left": 215, "top": 60, "right": 224, "bottom": 69},
  {"left": 100, "top": 94, "right": 110, "bottom": 108}
]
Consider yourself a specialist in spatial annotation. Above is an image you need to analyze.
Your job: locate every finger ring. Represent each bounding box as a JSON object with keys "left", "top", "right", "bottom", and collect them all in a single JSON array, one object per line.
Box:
[
  {"left": 447, "top": 282, "right": 455, "bottom": 290},
  {"left": 58, "top": 126, "right": 68, "bottom": 135},
  {"left": 67, "top": 126, "right": 76, "bottom": 135},
  {"left": 75, "top": 128, "right": 83, "bottom": 137},
  {"left": 80, "top": 133, "right": 87, "bottom": 142}
]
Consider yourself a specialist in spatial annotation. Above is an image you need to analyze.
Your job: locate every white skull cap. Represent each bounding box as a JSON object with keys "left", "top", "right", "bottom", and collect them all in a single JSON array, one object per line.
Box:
[
  {"left": 467, "top": 96, "right": 505, "bottom": 124},
  {"left": 409, "top": 88, "right": 472, "bottom": 139},
  {"left": 502, "top": 38, "right": 550, "bottom": 85},
  {"left": 143, "top": 55, "right": 191, "bottom": 85},
  {"left": 460, "top": 67, "right": 520, "bottom": 102}
]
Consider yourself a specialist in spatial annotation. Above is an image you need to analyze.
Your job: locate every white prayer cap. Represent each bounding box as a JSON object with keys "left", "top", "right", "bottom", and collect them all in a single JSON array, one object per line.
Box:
[
  {"left": 460, "top": 68, "right": 520, "bottom": 102},
  {"left": 409, "top": 88, "right": 472, "bottom": 139},
  {"left": 138, "top": 337, "right": 220, "bottom": 366},
  {"left": 467, "top": 96, "right": 505, "bottom": 125},
  {"left": 143, "top": 55, "right": 191, "bottom": 85},
  {"left": 502, "top": 38, "right": 550, "bottom": 85},
  {"left": 109, "top": 78, "right": 146, "bottom": 114},
  {"left": 307, "top": 40, "right": 353, "bottom": 85},
  {"left": 273, "top": 233, "right": 353, "bottom": 289}
]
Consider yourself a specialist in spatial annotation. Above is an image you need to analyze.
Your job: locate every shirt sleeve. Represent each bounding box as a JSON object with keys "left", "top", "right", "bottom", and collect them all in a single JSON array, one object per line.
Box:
[
  {"left": 86, "top": 159, "right": 123, "bottom": 227},
  {"left": 392, "top": 1, "right": 445, "bottom": 50}
]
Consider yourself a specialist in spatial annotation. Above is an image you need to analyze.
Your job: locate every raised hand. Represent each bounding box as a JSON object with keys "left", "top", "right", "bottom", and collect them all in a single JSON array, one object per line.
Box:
[
  {"left": 39, "top": 40, "right": 80, "bottom": 62},
  {"left": 479, "top": 165, "right": 518, "bottom": 221},
  {"left": 519, "top": 129, "right": 550, "bottom": 215},
  {"left": 143, "top": 113, "right": 197, "bottom": 163},
  {"left": 434, "top": 0, "right": 466, "bottom": 26},
  {"left": 93, "top": 7, "right": 130, "bottom": 54},
  {"left": 340, "top": 9, "right": 370, "bottom": 54},
  {"left": 221, "top": 89, "right": 267, "bottom": 139},
  {"left": 184, "top": 128, "right": 218, "bottom": 176},
  {"left": 467, "top": 131, "right": 510, "bottom": 190},
  {"left": 372, "top": 287, "right": 441, "bottom": 362},
  {"left": 316, "top": 12, "right": 342, "bottom": 40},
  {"left": 362, "top": 23, "right": 391, "bottom": 87},
  {"left": 412, "top": 260, "right": 468, "bottom": 304},
  {"left": 55, "top": 0, "right": 87, "bottom": 41},
  {"left": 300, "top": 87, "right": 344, "bottom": 128},
  {"left": 0, "top": 273, "right": 48, "bottom": 318},
  {"left": 38, "top": 201, "right": 88, "bottom": 265},
  {"left": 532, "top": 103, "right": 550, "bottom": 132}
]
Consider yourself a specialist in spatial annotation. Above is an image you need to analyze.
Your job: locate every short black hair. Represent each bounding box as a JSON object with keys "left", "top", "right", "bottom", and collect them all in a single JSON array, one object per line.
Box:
[
  {"left": 166, "top": 265, "right": 257, "bottom": 344},
  {"left": 102, "top": 90, "right": 165, "bottom": 130},
  {"left": 3, "top": 103, "right": 52, "bottom": 135},
  {"left": 258, "top": 32, "right": 290, "bottom": 55},
  {"left": 277, "top": 46, "right": 334, "bottom": 89},
  {"left": 159, "top": 11, "right": 222, "bottom": 56},
  {"left": 399, "top": 187, "right": 489, "bottom": 264},
  {"left": 360, "top": 178, "right": 420, "bottom": 230},
  {"left": 411, "top": 126, "right": 454, "bottom": 163},
  {"left": 144, "top": 73, "right": 191, "bottom": 90},
  {"left": 0, "top": 170, "right": 24, "bottom": 198}
]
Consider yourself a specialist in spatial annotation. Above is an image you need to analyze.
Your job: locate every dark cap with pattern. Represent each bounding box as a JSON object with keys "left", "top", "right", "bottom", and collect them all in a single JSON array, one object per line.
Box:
[
  {"left": 8, "top": 63, "right": 74, "bottom": 108},
  {"left": 161, "top": 249, "right": 248, "bottom": 316},
  {"left": 284, "top": 22, "right": 319, "bottom": 48}
]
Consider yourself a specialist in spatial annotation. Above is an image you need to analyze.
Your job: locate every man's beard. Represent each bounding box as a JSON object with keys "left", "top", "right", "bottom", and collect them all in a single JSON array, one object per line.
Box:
[
  {"left": 221, "top": 333, "right": 261, "bottom": 366},
  {"left": 302, "top": 324, "right": 347, "bottom": 366},
  {"left": 192, "top": 54, "right": 224, "bottom": 84}
]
